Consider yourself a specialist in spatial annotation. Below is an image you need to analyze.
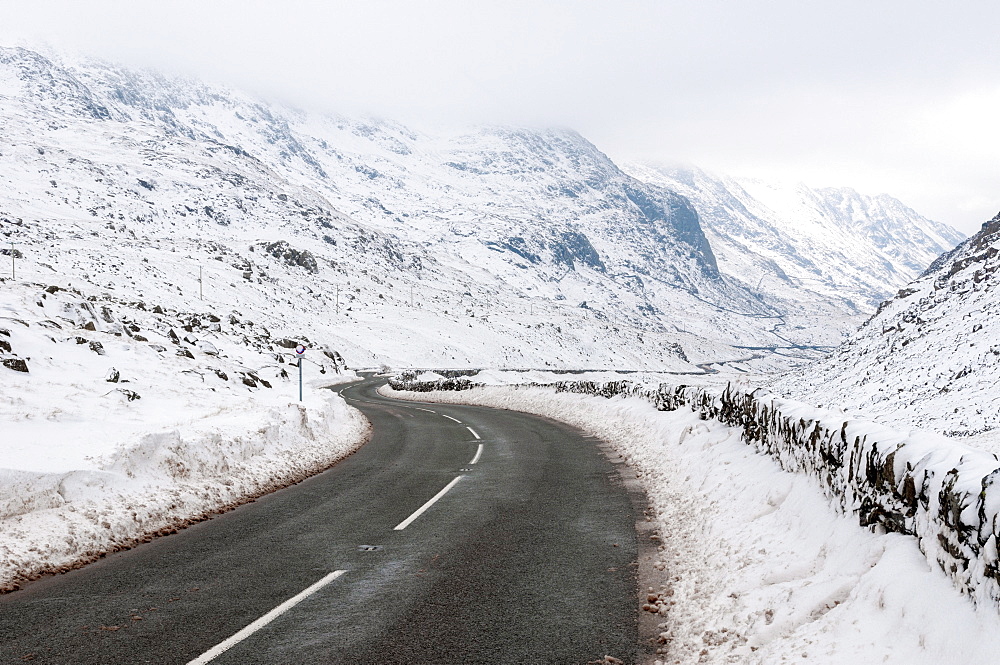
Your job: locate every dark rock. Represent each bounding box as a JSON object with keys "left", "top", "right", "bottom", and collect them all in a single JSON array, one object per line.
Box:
[
  {"left": 117, "top": 389, "right": 141, "bottom": 402},
  {"left": 89, "top": 341, "right": 105, "bottom": 355},
  {"left": 2, "top": 358, "right": 28, "bottom": 372},
  {"left": 74, "top": 336, "right": 87, "bottom": 344},
  {"left": 152, "top": 305, "right": 164, "bottom": 314},
  {"left": 0, "top": 328, "right": 9, "bottom": 337},
  {"left": 167, "top": 329, "right": 180, "bottom": 344},
  {"left": 83, "top": 321, "right": 97, "bottom": 331},
  {"left": 0, "top": 339, "right": 10, "bottom": 354},
  {"left": 176, "top": 348, "right": 194, "bottom": 359},
  {"left": 150, "top": 344, "right": 167, "bottom": 353},
  {"left": 106, "top": 367, "right": 120, "bottom": 383},
  {"left": 44, "top": 285, "right": 61, "bottom": 294},
  {"left": 275, "top": 338, "right": 301, "bottom": 349},
  {"left": 133, "top": 334, "right": 148, "bottom": 342},
  {"left": 211, "top": 368, "right": 229, "bottom": 381},
  {"left": 258, "top": 241, "right": 319, "bottom": 274}
]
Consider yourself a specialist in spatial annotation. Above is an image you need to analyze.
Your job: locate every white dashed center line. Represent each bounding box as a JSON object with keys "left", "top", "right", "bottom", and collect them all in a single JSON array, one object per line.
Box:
[
  {"left": 394, "top": 476, "right": 464, "bottom": 531},
  {"left": 415, "top": 408, "right": 437, "bottom": 414},
  {"left": 442, "top": 414, "right": 462, "bottom": 423},
  {"left": 469, "top": 444, "right": 484, "bottom": 465},
  {"left": 187, "top": 570, "right": 348, "bottom": 665},
  {"left": 466, "top": 426, "right": 480, "bottom": 440}
]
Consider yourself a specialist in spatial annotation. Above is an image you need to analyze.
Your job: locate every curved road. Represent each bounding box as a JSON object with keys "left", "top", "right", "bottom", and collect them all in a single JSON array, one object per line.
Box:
[{"left": 0, "top": 376, "right": 645, "bottom": 664}]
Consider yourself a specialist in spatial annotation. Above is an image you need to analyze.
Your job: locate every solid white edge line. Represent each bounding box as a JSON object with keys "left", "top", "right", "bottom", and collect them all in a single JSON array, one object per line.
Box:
[
  {"left": 466, "top": 426, "right": 481, "bottom": 440},
  {"left": 442, "top": 414, "right": 462, "bottom": 423},
  {"left": 394, "top": 476, "right": 464, "bottom": 531},
  {"left": 469, "top": 444, "right": 484, "bottom": 465},
  {"left": 186, "top": 570, "right": 347, "bottom": 665}
]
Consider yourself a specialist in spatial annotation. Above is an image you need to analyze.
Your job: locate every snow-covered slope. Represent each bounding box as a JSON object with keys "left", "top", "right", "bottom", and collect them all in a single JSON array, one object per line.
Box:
[
  {"left": 0, "top": 45, "right": 960, "bottom": 376},
  {"left": 623, "top": 163, "right": 964, "bottom": 315},
  {"left": 771, "top": 211, "right": 1000, "bottom": 441}
]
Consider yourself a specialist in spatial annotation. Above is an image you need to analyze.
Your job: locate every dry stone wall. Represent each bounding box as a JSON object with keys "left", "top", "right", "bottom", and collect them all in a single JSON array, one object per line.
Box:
[{"left": 389, "top": 374, "right": 1000, "bottom": 606}]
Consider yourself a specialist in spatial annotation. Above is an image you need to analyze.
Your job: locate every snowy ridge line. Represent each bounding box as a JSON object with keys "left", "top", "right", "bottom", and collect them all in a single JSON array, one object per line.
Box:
[{"left": 389, "top": 375, "right": 1000, "bottom": 608}]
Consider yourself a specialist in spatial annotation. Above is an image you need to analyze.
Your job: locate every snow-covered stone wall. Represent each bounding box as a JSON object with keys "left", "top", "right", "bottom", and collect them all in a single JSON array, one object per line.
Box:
[{"left": 391, "top": 375, "right": 1000, "bottom": 607}]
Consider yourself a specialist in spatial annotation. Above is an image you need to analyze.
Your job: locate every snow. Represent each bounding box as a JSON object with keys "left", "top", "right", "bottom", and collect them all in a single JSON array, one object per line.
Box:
[
  {"left": 0, "top": 44, "right": 963, "bottom": 376},
  {"left": 0, "top": 279, "right": 369, "bottom": 591},
  {"left": 0, "top": 41, "right": 992, "bottom": 661},
  {"left": 385, "top": 384, "right": 1000, "bottom": 664},
  {"left": 771, "top": 212, "right": 1000, "bottom": 446}
]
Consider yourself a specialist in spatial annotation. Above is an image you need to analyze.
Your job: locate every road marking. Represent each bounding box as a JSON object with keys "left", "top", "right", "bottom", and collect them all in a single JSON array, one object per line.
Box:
[
  {"left": 466, "top": 426, "right": 481, "bottom": 440},
  {"left": 394, "top": 476, "right": 464, "bottom": 531},
  {"left": 469, "top": 444, "right": 484, "bottom": 465},
  {"left": 442, "top": 414, "right": 462, "bottom": 423},
  {"left": 415, "top": 407, "right": 437, "bottom": 414},
  {"left": 186, "top": 570, "right": 347, "bottom": 665}
]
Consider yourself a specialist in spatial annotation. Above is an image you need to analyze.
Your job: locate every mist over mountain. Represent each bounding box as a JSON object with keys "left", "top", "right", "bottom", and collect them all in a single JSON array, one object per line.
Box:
[
  {"left": 0, "top": 45, "right": 964, "bottom": 372},
  {"left": 770, "top": 210, "right": 1000, "bottom": 438},
  {"left": 623, "top": 163, "right": 964, "bottom": 314}
]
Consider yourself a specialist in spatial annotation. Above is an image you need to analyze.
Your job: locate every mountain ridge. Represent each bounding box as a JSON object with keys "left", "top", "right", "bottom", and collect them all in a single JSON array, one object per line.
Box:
[{"left": 0, "top": 44, "right": 963, "bottom": 373}]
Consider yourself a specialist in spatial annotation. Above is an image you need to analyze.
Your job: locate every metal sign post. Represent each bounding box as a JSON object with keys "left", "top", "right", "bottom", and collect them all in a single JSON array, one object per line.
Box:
[{"left": 295, "top": 345, "right": 306, "bottom": 401}]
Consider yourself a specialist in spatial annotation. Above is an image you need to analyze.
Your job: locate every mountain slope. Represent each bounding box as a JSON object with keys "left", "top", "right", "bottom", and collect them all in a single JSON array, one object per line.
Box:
[
  {"left": 0, "top": 45, "right": 962, "bottom": 374},
  {"left": 623, "top": 163, "right": 964, "bottom": 314},
  {"left": 770, "top": 211, "right": 1000, "bottom": 441}
]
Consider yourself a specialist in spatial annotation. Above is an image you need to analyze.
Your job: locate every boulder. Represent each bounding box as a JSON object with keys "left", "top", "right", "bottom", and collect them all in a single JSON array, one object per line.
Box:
[{"left": 2, "top": 358, "right": 28, "bottom": 373}]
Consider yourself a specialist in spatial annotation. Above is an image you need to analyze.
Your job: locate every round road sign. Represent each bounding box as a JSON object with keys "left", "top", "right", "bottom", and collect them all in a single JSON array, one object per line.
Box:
[{"left": 295, "top": 344, "right": 306, "bottom": 355}]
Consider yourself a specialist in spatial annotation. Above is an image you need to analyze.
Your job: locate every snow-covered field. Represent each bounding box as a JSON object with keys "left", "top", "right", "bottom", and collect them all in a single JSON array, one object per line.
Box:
[
  {"left": 0, "top": 278, "right": 368, "bottom": 591},
  {"left": 385, "top": 384, "right": 1000, "bottom": 664}
]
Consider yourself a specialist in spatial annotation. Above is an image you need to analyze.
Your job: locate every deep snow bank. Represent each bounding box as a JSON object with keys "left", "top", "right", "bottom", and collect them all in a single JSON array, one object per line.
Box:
[
  {"left": 0, "top": 388, "right": 368, "bottom": 592},
  {"left": 394, "top": 376, "right": 1000, "bottom": 608},
  {"left": 0, "top": 280, "right": 369, "bottom": 592},
  {"left": 384, "top": 383, "right": 1000, "bottom": 664},
  {"left": 0, "top": 388, "right": 369, "bottom": 592}
]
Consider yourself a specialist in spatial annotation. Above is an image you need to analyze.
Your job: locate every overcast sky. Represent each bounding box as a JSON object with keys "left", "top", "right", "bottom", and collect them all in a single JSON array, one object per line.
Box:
[{"left": 1, "top": 0, "right": 998, "bottom": 234}]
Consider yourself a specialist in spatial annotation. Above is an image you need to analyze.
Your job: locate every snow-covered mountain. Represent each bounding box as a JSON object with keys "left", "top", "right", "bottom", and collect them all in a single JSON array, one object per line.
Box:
[
  {"left": 623, "top": 163, "right": 965, "bottom": 315},
  {"left": 771, "top": 210, "right": 1000, "bottom": 439},
  {"left": 0, "top": 45, "right": 962, "bottom": 374}
]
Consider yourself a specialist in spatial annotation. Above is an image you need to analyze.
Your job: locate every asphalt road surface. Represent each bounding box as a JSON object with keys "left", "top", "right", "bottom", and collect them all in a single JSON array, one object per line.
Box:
[{"left": 0, "top": 376, "right": 645, "bottom": 664}]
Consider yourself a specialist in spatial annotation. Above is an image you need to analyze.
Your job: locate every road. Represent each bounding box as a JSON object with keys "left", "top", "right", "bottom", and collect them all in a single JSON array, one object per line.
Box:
[{"left": 0, "top": 376, "right": 646, "bottom": 664}]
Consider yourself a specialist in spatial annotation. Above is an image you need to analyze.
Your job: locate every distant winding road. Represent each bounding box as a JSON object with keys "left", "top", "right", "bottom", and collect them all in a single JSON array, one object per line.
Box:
[{"left": 0, "top": 376, "right": 645, "bottom": 664}]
